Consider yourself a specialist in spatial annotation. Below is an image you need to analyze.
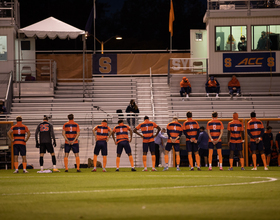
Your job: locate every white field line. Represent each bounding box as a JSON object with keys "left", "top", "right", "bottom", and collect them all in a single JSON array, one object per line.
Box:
[{"left": 1, "top": 176, "right": 277, "bottom": 196}]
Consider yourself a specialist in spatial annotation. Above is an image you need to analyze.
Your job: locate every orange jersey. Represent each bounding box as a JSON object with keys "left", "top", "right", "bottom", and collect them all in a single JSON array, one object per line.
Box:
[
  {"left": 94, "top": 122, "right": 111, "bottom": 141},
  {"left": 227, "top": 120, "right": 244, "bottom": 143},
  {"left": 183, "top": 118, "right": 199, "bottom": 141},
  {"left": 166, "top": 121, "right": 183, "bottom": 144},
  {"left": 247, "top": 117, "right": 264, "bottom": 142},
  {"left": 206, "top": 118, "right": 224, "bottom": 142},
  {"left": 207, "top": 80, "right": 218, "bottom": 87},
  {"left": 113, "top": 123, "right": 131, "bottom": 144},
  {"left": 63, "top": 120, "right": 80, "bottom": 144},
  {"left": 11, "top": 122, "right": 29, "bottom": 145},
  {"left": 180, "top": 80, "right": 191, "bottom": 88},
  {"left": 135, "top": 119, "right": 158, "bottom": 143},
  {"left": 228, "top": 78, "right": 240, "bottom": 87}
]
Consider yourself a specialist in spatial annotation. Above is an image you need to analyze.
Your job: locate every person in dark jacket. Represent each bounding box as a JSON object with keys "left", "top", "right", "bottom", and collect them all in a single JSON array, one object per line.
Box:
[
  {"left": 197, "top": 126, "right": 209, "bottom": 167},
  {"left": 125, "top": 99, "right": 139, "bottom": 127}
]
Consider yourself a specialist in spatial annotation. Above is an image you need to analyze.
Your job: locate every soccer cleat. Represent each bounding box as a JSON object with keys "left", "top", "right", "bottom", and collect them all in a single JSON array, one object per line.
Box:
[
  {"left": 23, "top": 170, "right": 29, "bottom": 173},
  {"left": 264, "top": 167, "right": 269, "bottom": 171},
  {"left": 228, "top": 167, "right": 233, "bottom": 171},
  {"left": 152, "top": 168, "right": 157, "bottom": 171},
  {"left": 251, "top": 167, "right": 257, "bottom": 171},
  {"left": 65, "top": 169, "right": 68, "bottom": 172},
  {"left": 13, "top": 170, "right": 19, "bottom": 174},
  {"left": 103, "top": 169, "right": 107, "bottom": 172},
  {"left": 115, "top": 168, "right": 119, "bottom": 172},
  {"left": 53, "top": 168, "right": 60, "bottom": 172},
  {"left": 163, "top": 167, "right": 169, "bottom": 171},
  {"left": 77, "top": 169, "right": 81, "bottom": 172},
  {"left": 208, "top": 167, "right": 212, "bottom": 171},
  {"left": 219, "top": 167, "right": 223, "bottom": 171},
  {"left": 131, "top": 168, "right": 137, "bottom": 171},
  {"left": 91, "top": 168, "right": 97, "bottom": 172},
  {"left": 142, "top": 168, "right": 148, "bottom": 172},
  {"left": 241, "top": 167, "right": 245, "bottom": 171},
  {"left": 190, "top": 167, "right": 194, "bottom": 171},
  {"left": 176, "top": 167, "right": 181, "bottom": 171},
  {"left": 197, "top": 167, "right": 201, "bottom": 171}
]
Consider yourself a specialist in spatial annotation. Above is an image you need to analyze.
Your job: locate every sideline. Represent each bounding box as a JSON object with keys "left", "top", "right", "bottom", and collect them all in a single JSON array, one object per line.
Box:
[{"left": 1, "top": 176, "right": 277, "bottom": 196}]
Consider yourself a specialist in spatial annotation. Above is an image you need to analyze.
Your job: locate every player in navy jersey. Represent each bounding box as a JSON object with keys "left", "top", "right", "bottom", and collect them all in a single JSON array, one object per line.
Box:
[
  {"left": 263, "top": 126, "right": 273, "bottom": 166},
  {"left": 35, "top": 116, "right": 59, "bottom": 172}
]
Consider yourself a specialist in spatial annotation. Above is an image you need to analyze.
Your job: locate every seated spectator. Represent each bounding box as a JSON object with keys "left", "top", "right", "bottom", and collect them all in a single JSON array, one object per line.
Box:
[
  {"left": 228, "top": 75, "right": 241, "bottom": 97},
  {"left": 205, "top": 76, "right": 220, "bottom": 97},
  {"left": 125, "top": 99, "right": 139, "bottom": 127},
  {"left": 180, "top": 77, "right": 191, "bottom": 98}
]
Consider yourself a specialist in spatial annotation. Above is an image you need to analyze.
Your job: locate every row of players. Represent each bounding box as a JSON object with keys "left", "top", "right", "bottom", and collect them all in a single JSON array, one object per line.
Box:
[{"left": 7, "top": 111, "right": 280, "bottom": 173}]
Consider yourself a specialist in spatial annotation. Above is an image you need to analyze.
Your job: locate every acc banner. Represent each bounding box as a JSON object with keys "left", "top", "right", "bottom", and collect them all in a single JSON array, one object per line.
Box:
[
  {"left": 93, "top": 54, "right": 117, "bottom": 75},
  {"left": 223, "top": 52, "right": 276, "bottom": 72}
]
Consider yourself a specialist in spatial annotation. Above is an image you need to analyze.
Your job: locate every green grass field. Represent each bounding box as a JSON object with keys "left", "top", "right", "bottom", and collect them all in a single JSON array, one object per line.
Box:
[{"left": 1, "top": 167, "right": 280, "bottom": 220}]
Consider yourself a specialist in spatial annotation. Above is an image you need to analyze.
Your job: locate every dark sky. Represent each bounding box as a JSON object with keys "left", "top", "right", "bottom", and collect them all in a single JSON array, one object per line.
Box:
[{"left": 19, "top": 0, "right": 207, "bottom": 51}]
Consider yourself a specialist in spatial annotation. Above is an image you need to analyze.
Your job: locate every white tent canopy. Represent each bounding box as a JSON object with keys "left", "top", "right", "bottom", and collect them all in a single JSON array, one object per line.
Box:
[{"left": 19, "top": 16, "right": 85, "bottom": 39}]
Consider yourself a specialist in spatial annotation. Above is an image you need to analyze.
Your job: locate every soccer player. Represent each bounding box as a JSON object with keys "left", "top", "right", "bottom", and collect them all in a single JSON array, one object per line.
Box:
[
  {"left": 92, "top": 119, "right": 112, "bottom": 172},
  {"left": 247, "top": 112, "right": 268, "bottom": 170},
  {"left": 134, "top": 116, "right": 160, "bottom": 171},
  {"left": 183, "top": 111, "right": 201, "bottom": 171},
  {"left": 207, "top": 111, "right": 224, "bottom": 171},
  {"left": 276, "top": 131, "right": 280, "bottom": 166},
  {"left": 227, "top": 112, "right": 245, "bottom": 171},
  {"left": 197, "top": 126, "right": 209, "bottom": 167},
  {"left": 112, "top": 119, "right": 136, "bottom": 172},
  {"left": 163, "top": 117, "right": 183, "bottom": 171},
  {"left": 7, "top": 116, "right": 30, "bottom": 173},
  {"left": 263, "top": 126, "right": 273, "bottom": 166},
  {"left": 35, "top": 116, "right": 60, "bottom": 172},
  {"left": 62, "top": 114, "right": 81, "bottom": 172}
]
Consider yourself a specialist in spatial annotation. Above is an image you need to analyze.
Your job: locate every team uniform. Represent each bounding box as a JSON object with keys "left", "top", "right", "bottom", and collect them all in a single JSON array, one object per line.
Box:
[
  {"left": 227, "top": 114, "right": 244, "bottom": 170},
  {"left": 247, "top": 117, "right": 268, "bottom": 170},
  {"left": 183, "top": 118, "right": 200, "bottom": 170},
  {"left": 263, "top": 130, "right": 273, "bottom": 166},
  {"left": 113, "top": 122, "right": 135, "bottom": 171},
  {"left": 135, "top": 119, "right": 159, "bottom": 170},
  {"left": 207, "top": 118, "right": 224, "bottom": 170},
  {"left": 63, "top": 119, "right": 80, "bottom": 172},
  {"left": 92, "top": 122, "right": 111, "bottom": 172},
  {"left": 164, "top": 120, "right": 183, "bottom": 171}
]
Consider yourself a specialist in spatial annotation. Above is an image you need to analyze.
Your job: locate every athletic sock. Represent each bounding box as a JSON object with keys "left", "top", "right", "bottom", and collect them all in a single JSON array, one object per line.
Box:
[
  {"left": 129, "top": 155, "right": 134, "bottom": 168},
  {"left": 176, "top": 155, "right": 180, "bottom": 166},
  {"left": 103, "top": 156, "right": 107, "bottom": 168},
  {"left": 39, "top": 156, "right": 44, "bottom": 166},
  {"left": 261, "top": 154, "right": 267, "bottom": 167},
  {"left": 40, "top": 166, "right": 44, "bottom": 171},
  {"left": 64, "top": 157, "right": 68, "bottom": 170},
  {"left": 93, "top": 155, "right": 98, "bottom": 168},
  {"left": 240, "top": 158, "right": 244, "bottom": 168},
  {"left": 52, "top": 155, "right": 56, "bottom": 165},
  {"left": 76, "top": 157, "right": 80, "bottom": 170},
  {"left": 116, "top": 157, "right": 120, "bottom": 168},
  {"left": 188, "top": 154, "right": 193, "bottom": 168},
  {"left": 164, "top": 155, "right": 169, "bottom": 164},
  {"left": 252, "top": 154, "right": 257, "bottom": 168},
  {"left": 14, "top": 162, "right": 18, "bottom": 170},
  {"left": 22, "top": 162, "right": 27, "bottom": 170},
  {"left": 266, "top": 156, "right": 270, "bottom": 166},
  {"left": 151, "top": 155, "right": 156, "bottom": 169},
  {"left": 195, "top": 154, "right": 201, "bottom": 168},
  {"left": 229, "top": 158, "right": 233, "bottom": 168},
  {"left": 142, "top": 155, "right": 147, "bottom": 168},
  {"left": 209, "top": 163, "right": 212, "bottom": 168},
  {"left": 209, "top": 150, "right": 213, "bottom": 165}
]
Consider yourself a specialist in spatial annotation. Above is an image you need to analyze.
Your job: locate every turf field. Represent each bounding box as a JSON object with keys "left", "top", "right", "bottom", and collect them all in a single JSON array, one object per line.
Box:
[{"left": 0, "top": 167, "right": 280, "bottom": 220}]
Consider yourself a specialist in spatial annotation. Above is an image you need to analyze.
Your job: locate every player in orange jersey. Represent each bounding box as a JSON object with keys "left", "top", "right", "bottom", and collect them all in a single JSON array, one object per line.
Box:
[
  {"left": 7, "top": 116, "right": 31, "bottom": 173},
  {"left": 163, "top": 117, "right": 183, "bottom": 171},
  {"left": 247, "top": 112, "right": 268, "bottom": 170},
  {"left": 207, "top": 111, "right": 224, "bottom": 171},
  {"left": 112, "top": 119, "right": 136, "bottom": 172},
  {"left": 62, "top": 114, "right": 81, "bottom": 172},
  {"left": 183, "top": 111, "right": 201, "bottom": 171},
  {"left": 92, "top": 119, "right": 112, "bottom": 172},
  {"left": 134, "top": 116, "right": 160, "bottom": 171},
  {"left": 227, "top": 112, "right": 245, "bottom": 171}
]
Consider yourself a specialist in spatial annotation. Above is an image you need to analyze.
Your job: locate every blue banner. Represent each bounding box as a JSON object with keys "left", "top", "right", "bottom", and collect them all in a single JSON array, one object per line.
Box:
[
  {"left": 223, "top": 52, "right": 276, "bottom": 72},
  {"left": 93, "top": 54, "right": 117, "bottom": 75}
]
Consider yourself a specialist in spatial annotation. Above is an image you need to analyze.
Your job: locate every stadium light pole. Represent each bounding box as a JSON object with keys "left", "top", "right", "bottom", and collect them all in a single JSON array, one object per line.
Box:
[{"left": 95, "top": 36, "right": 122, "bottom": 54}]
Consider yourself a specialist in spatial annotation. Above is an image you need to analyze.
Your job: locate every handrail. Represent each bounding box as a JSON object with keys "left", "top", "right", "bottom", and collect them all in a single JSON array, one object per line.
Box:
[
  {"left": 5, "top": 71, "right": 12, "bottom": 101},
  {"left": 149, "top": 68, "right": 155, "bottom": 120}
]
